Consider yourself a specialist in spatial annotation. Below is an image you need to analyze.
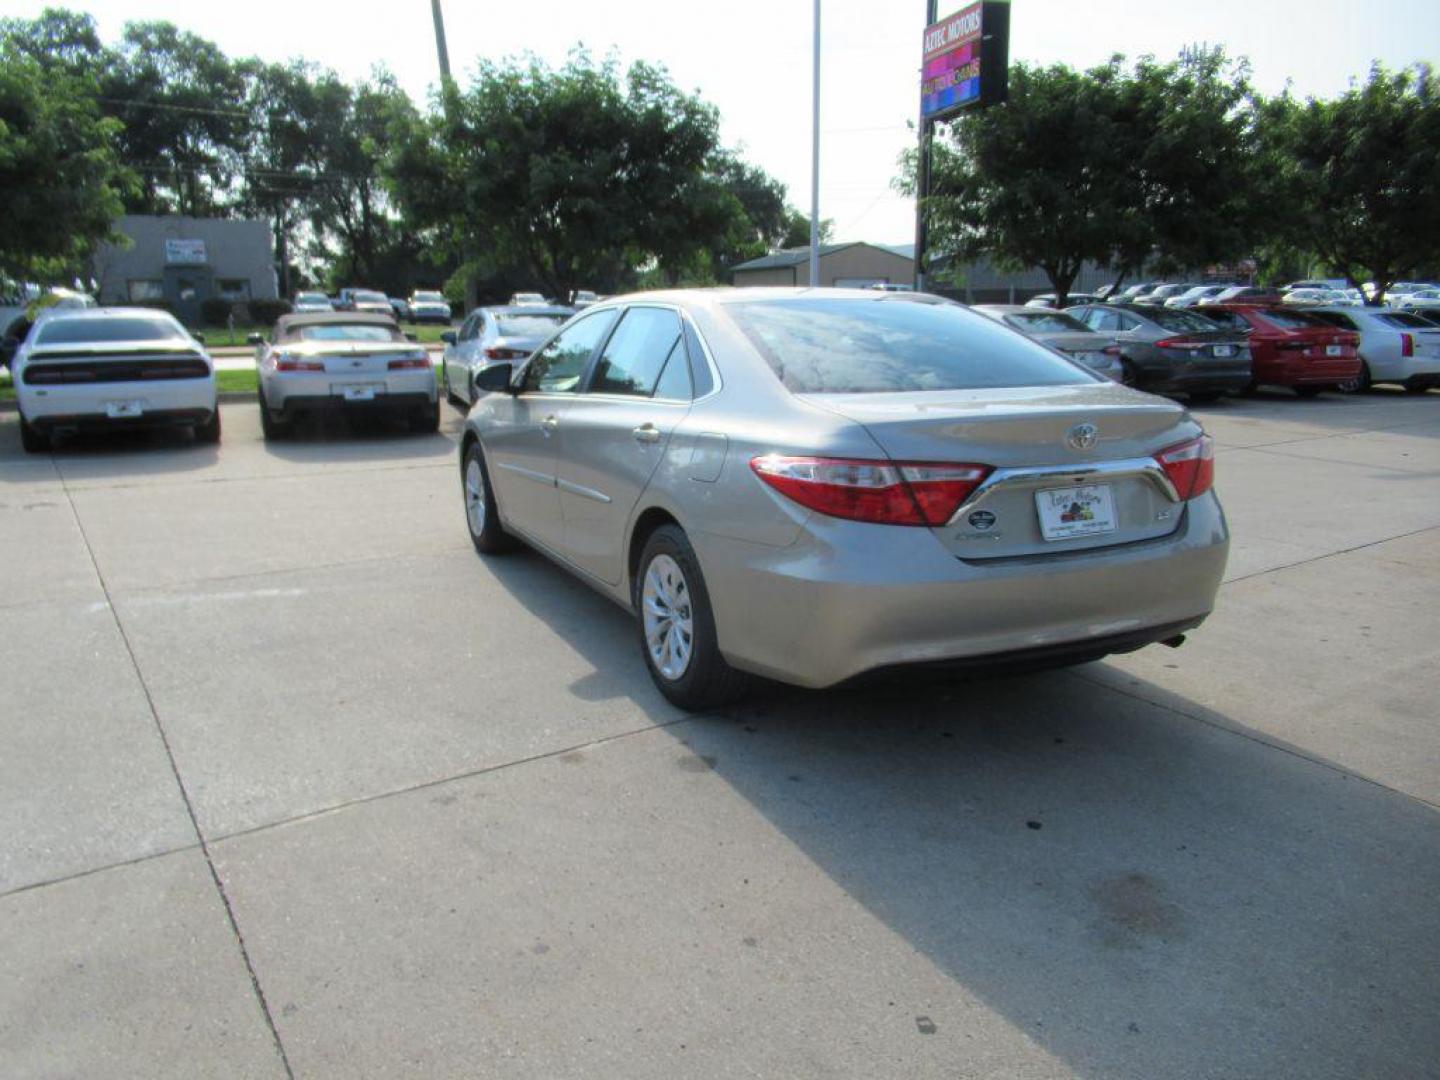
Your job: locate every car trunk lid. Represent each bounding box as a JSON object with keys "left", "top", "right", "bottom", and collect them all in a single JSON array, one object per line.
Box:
[{"left": 801, "top": 384, "right": 1197, "bottom": 559}]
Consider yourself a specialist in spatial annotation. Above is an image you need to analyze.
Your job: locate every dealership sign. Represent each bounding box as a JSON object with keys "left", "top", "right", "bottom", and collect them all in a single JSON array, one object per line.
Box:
[
  {"left": 921, "top": 1, "right": 1010, "bottom": 121},
  {"left": 164, "top": 239, "right": 208, "bottom": 265}
]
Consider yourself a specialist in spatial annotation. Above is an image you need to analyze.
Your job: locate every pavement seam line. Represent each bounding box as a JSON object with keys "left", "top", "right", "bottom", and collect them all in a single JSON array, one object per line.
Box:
[
  {"left": 57, "top": 471, "right": 297, "bottom": 1080},
  {"left": 1066, "top": 669, "right": 1440, "bottom": 812},
  {"left": 1238, "top": 442, "right": 1440, "bottom": 474},
  {"left": 208, "top": 711, "right": 712, "bottom": 848},
  {"left": 58, "top": 455, "right": 455, "bottom": 494},
  {"left": 1211, "top": 412, "right": 1439, "bottom": 453},
  {"left": 1221, "top": 522, "right": 1440, "bottom": 587},
  {"left": 0, "top": 841, "right": 204, "bottom": 902}
]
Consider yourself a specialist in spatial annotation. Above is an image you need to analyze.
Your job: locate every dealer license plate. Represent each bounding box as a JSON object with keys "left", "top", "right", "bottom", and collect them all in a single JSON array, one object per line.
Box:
[
  {"left": 1035, "top": 484, "right": 1118, "bottom": 542},
  {"left": 337, "top": 384, "right": 382, "bottom": 402},
  {"left": 1213, "top": 344, "right": 1235, "bottom": 357},
  {"left": 1326, "top": 344, "right": 1343, "bottom": 356},
  {"left": 105, "top": 401, "right": 143, "bottom": 419}
]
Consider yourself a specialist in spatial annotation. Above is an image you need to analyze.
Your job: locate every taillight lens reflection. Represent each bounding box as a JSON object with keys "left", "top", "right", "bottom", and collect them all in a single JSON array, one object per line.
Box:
[
  {"left": 750, "top": 455, "right": 990, "bottom": 526},
  {"left": 1155, "top": 435, "right": 1215, "bottom": 500}
]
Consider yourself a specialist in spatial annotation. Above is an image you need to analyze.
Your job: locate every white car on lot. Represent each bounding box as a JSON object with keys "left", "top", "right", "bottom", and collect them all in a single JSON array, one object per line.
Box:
[
  {"left": 292, "top": 291, "right": 335, "bottom": 313},
  {"left": 252, "top": 312, "right": 439, "bottom": 438},
  {"left": 12, "top": 308, "right": 218, "bottom": 452},
  {"left": 1394, "top": 288, "right": 1440, "bottom": 313},
  {"left": 407, "top": 290, "right": 453, "bottom": 325},
  {"left": 1307, "top": 307, "right": 1440, "bottom": 392}
]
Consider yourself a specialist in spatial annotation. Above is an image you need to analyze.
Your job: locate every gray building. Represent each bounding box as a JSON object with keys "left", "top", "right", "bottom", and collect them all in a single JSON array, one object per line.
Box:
[
  {"left": 91, "top": 215, "right": 278, "bottom": 325},
  {"left": 731, "top": 243, "right": 915, "bottom": 288}
]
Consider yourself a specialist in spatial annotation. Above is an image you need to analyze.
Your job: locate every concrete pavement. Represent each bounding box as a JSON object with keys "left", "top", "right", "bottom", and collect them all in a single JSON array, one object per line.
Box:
[{"left": 2, "top": 390, "right": 1438, "bottom": 1078}]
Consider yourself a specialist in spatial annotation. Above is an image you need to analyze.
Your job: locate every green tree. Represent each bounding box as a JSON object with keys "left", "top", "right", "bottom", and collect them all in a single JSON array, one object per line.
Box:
[
  {"left": 0, "top": 47, "right": 132, "bottom": 279},
  {"left": 779, "top": 206, "right": 835, "bottom": 249},
  {"left": 1258, "top": 65, "right": 1440, "bottom": 305},
  {"left": 908, "top": 52, "right": 1256, "bottom": 304},
  {"left": 0, "top": 7, "right": 106, "bottom": 79},
  {"left": 101, "top": 21, "right": 247, "bottom": 215},
  {"left": 389, "top": 52, "right": 765, "bottom": 302}
]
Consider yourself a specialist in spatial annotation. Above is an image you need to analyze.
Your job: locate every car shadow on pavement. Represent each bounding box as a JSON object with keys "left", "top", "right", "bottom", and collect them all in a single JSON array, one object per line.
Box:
[
  {"left": 0, "top": 420, "right": 220, "bottom": 477},
  {"left": 479, "top": 543, "right": 1440, "bottom": 1079}
]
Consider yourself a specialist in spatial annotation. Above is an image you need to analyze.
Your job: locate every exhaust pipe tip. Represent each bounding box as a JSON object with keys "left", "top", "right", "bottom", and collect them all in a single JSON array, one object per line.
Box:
[{"left": 1160, "top": 634, "right": 1187, "bottom": 649}]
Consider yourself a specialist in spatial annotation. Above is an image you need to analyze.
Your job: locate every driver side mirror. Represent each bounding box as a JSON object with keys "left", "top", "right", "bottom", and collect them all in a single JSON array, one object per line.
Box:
[
  {"left": 474, "top": 362, "right": 516, "bottom": 395},
  {"left": 440, "top": 331, "right": 457, "bottom": 346},
  {"left": 192, "top": 331, "right": 206, "bottom": 344},
  {"left": 247, "top": 333, "right": 264, "bottom": 346}
]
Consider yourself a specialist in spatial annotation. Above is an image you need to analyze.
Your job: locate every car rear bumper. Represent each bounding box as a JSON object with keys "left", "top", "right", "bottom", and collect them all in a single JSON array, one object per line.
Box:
[
  {"left": 269, "top": 391, "right": 434, "bottom": 419},
  {"left": 261, "top": 370, "right": 437, "bottom": 414},
  {"left": 695, "top": 490, "right": 1229, "bottom": 689},
  {"left": 1255, "top": 357, "right": 1362, "bottom": 385},
  {"left": 17, "top": 378, "right": 217, "bottom": 425},
  {"left": 1131, "top": 359, "right": 1252, "bottom": 394}
]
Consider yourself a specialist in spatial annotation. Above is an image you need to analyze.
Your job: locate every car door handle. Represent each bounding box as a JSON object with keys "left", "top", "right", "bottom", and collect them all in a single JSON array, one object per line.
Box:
[
  {"left": 632, "top": 424, "right": 661, "bottom": 444},
  {"left": 541, "top": 415, "right": 559, "bottom": 436}
]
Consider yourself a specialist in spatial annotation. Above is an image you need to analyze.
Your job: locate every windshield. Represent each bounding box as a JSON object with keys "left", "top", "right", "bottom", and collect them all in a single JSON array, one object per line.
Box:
[
  {"left": 288, "top": 324, "right": 405, "bottom": 343},
  {"left": 296, "top": 293, "right": 328, "bottom": 303},
  {"left": 1142, "top": 307, "right": 1222, "bottom": 333},
  {"left": 1260, "top": 310, "right": 1331, "bottom": 330},
  {"left": 726, "top": 298, "right": 1096, "bottom": 394},
  {"left": 1378, "top": 313, "right": 1433, "bottom": 329},
  {"left": 497, "top": 314, "right": 568, "bottom": 337},
  {"left": 1008, "top": 311, "right": 1091, "bottom": 333},
  {"left": 36, "top": 316, "right": 184, "bottom": 345},
  {"left": 353, "top": 291, "right": 387, "bottom": 303},
  {"left": 413, "top": 292, "right": 445, "bottom": 303}
]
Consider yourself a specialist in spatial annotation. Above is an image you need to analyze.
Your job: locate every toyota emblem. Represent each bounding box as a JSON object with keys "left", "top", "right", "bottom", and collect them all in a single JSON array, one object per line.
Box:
[{"left": 1066, "top": 423, "right": 1099, "bottom": 451}]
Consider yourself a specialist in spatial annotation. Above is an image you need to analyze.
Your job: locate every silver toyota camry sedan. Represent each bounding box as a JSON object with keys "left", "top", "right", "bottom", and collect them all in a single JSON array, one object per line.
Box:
[{"left": 458, "top": 289, "right": 1229, "bottom": 709}]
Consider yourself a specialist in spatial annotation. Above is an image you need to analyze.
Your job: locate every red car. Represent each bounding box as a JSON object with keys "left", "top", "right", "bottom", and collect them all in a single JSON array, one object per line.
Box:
[{"left": 1196, "top": 305, "right": 1361, "bottom": 396}]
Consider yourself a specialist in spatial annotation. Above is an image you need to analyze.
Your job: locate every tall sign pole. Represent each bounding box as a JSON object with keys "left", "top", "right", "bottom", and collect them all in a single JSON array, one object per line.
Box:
[
  {"left": 914, "top": 0, "right": 938, "bottom": 292},
  {"left": 915, "top": 1, "right": 1011, "bottom": 292},
  {"left": 431, "top": 0, "right": 452, "bottom": 84},
  {"left": 809, "top": 0, "right": 821, "bottom": 289}
]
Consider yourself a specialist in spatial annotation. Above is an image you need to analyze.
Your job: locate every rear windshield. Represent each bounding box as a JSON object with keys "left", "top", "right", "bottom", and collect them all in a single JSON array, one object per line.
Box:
[
  {"left": 1307, "top": 311, "right": 1358, "bottom": 330},
  {"left": 286, "top": 324, "right": 404, "bottom": 342},
  {"left": 1141, "top": 307, "right": 1222, "bottom": 333},
  {"left": 413, "top": 292, "right": 446, "bottom": 303},
  {"left": 497, "top": 314, "right": 568, "bottom": 337},
  {"left": 725, "top": 298, "right": 1096, "bottom": 393},
  {"left": 1377, "top": 312, "right": 1433, "bottom": 329},
  {"left": 1007, "top": 311, "right": 1090, "bottom": 333},
  {"left": 35, "top": 316, "right": 183, "bottom": 344},
  {"left": 296, "top": 293, "right": 328, "bottom": 303},
  {"left": 1259, "top": 310, "right": 1331, "bottom": 330},
  {"left": 353, "top": 291, "right": 387, "bottom": 303}
]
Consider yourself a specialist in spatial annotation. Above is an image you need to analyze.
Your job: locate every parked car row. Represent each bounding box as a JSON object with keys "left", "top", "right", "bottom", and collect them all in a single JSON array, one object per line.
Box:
[{"left": 291, "top": 289, "right": 455, "bottom": 325}]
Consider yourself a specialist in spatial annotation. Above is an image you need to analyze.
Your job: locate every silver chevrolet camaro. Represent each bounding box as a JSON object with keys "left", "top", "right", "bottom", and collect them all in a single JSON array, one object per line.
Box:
[{"left": 458, "top": 289, "right": 1229, "bottom": 709}]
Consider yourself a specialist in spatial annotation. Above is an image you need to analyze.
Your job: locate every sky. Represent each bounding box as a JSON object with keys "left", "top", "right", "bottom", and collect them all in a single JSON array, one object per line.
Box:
[{"left": 4, "top": 0, "right": 1437, "bottom": 246}]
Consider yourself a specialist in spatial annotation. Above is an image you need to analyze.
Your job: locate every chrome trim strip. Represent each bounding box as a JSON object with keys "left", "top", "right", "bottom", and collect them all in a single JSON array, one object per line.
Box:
[
  {"left": 495, "top": 462, "right": 556, "bottom": 488},
  {"left": 556, "top": 477, "right": 613, "bottom": 504},
  {"left": 949, "top": 457, "right": 1180, "bottom": 524}
]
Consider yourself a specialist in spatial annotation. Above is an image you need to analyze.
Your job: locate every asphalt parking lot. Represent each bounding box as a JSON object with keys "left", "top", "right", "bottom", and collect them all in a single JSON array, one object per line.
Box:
[{"left": 2, "top": 390, "right": 1438, "bottom": 1079}]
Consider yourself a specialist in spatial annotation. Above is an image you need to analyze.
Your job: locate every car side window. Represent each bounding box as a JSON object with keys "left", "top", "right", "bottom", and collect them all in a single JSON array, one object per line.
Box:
[
  {"left": 653, "top": 339, "right": 692, "bottom": 400},
  {"left": 520, "top": 308, "right": 619, "bottom": 394},
  {"left": 1082, "top": 309, "right": 1117, "bottom": 332},
  {"left": 1115, "top": 312, "right": 1141, "bottom": 331},
  {"left": 682, "top": 318, "right": 715, "bottom": 397},
  {"left": 588, "top": 307, "right": 683, "bottom": 397},
  {"left": 459, "top": 315, "right": 479, "bottom": 341},
  {"left": 1201, "top": 309, "right": 1244, "bottom": 331}
]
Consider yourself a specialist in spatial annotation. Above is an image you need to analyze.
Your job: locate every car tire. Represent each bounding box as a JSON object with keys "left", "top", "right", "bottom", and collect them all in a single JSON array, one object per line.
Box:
[
  {"left": 462, "top": 440, "right": 515, "bottom": 555},
  {"left": 194, "top": 406, "right": 222, "bottom": 444},
  {"left": 633, "top": 524, "right": 749, "bottom": 711},
  {"left": 1120, "top": 360, "right": 1140, "bottom": 387},
  {"left": 18, "top": 413, "right": 50, "bottom": 454},
  {"left": 411, "top": 398, "right": 440, "bottom": 433},
  {"left": 257, "top": 387, "right": 288, "bottom": 441},
  {"left": 1403, "top": 379, "right": 1432, "bottom": 395},
  {"left": 1338, "top": 361, "right": 1372, "bottom": 394},
  {"left": 1294, "top": 385, "right": 1324, "bottom": 398}
]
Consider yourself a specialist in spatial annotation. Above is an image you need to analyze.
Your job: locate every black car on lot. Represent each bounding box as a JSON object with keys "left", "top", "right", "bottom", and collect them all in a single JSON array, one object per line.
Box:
[{"left": 1068, "top": 304, "right": 1253, "bottom": 402}]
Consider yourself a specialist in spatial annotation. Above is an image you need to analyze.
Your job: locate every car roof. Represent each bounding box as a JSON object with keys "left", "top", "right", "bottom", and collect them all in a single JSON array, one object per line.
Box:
[
  {"left": 976, "top": 304, "right": 1072, "bottom": 316},
  {"left": 480, "top": 305, "right": 576, "bottom": 317}
]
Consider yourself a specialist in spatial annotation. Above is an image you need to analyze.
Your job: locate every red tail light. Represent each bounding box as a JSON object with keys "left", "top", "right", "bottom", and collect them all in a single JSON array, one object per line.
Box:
[
  {"left": 274, "top": 355, "right": 324, "bottom": 372},
  {"left": 485, "top": 347, "right": 528, "bottom": 360},
  {"left": 750, "top": 455, "right": 990, "bottom": 526},
  {"left": 1102, "top": 345, "right": 1120, "bottom": 356},
  {"left": 1155, "top": 435, "right": 1215, "bottom": 500},
  {"left": 1400, "top": 333, "right": 1414, "bottom": 358},
  {"left": 387, "top": 351, "right": 431, "bottom": 370},
  {"left": 1154, "top": 338, "right": 1207, "bottom": 350}
]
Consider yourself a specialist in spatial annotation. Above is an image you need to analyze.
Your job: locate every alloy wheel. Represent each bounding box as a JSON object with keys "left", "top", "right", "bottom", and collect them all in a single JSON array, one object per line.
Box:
[
  {"left": 465, "top": 458, "right": 486, "bottom": 535},
  {"left": 642, "top": 554, "right": 694, "bottom": 681}
]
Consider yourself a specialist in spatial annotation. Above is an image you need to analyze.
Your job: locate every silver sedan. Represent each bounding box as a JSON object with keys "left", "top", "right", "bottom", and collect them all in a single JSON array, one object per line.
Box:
[
  {"left": 440, "top": 305, "right": 574, "bottom": 408},
  {"left": 458, "top": 289, "right": 1229, "bottom": 709},
  {"left": 972, "top": 304, "right": 1125, "bottom": 381}
]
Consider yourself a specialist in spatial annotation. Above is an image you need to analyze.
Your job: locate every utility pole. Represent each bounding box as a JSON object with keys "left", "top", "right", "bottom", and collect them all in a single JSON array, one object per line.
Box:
[
  {"left": 431, "top": 0, "right": 452, "bottom": 84},
  {"left": 809, "top": 0, "right": 821, "bottom": 289},
  {"left": 914, "top": 0, "right": 938, "bottom": 292}
]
